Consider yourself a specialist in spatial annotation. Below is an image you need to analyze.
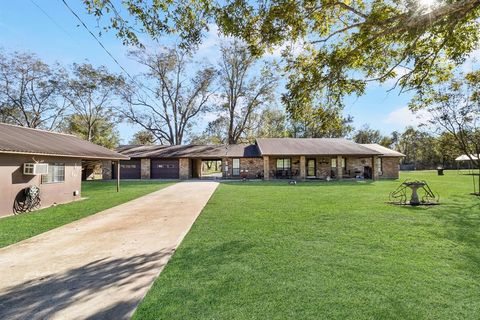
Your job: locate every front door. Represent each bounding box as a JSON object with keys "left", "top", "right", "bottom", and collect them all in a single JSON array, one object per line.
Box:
[{"left": 307, "top": 158, "right": 316, "bottom": 177}]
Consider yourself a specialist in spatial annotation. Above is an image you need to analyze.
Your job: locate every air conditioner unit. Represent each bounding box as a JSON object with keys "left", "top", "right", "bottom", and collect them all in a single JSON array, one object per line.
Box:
[{"left": 23, "top": 163, "right": 49, "bottom": 175}]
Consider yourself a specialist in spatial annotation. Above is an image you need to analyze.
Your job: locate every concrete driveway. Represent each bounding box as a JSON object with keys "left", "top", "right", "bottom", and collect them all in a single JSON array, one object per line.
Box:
[{"left": 0, "top": 181, "right": 218, "bottom": 320}]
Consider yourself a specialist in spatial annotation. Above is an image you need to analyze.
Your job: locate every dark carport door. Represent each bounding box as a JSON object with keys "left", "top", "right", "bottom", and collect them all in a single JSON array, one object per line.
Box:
[
  {"left": 113, "top": 160, "right": 141, "bottom": 179},
  {"left": 151, "top": 159, "right": 179, "bottom": 179}
]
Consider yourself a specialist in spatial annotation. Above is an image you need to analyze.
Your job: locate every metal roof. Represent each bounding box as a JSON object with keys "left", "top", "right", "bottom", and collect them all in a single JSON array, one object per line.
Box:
[
  {"left": 0, "top": 123, "right": 129, "bottom": 160},
  {"left": 360, "top": 144, "right": 405, "bottom": 157},
  {"left": 256, "top": 138, "right": 382, "bottom": 156},
  {"left": 116, "top": 144, "right": 261, "bottom": 158}
]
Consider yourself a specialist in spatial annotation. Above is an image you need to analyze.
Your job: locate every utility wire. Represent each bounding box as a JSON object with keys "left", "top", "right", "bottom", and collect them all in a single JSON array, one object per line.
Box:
[
  {"left": 30, "top": 0, "right": 78, "bottom": 43},
  {"left": 61, "top": 0, "right": 136, "bottom": 82}
]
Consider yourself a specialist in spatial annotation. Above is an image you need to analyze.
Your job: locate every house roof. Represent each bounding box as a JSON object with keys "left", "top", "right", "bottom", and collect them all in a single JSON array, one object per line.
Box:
[
  {"left": 360, "top": 144, "right": 405, "bottom": 157},
  {"left": 116, "top": 144, "right": 261, "bottom": 159},
  {"left": 256, "top": 138, "right": 382, "bottom": 156},
  {"left": 0, "top": 123, "right": 129, "bottom": 160}
]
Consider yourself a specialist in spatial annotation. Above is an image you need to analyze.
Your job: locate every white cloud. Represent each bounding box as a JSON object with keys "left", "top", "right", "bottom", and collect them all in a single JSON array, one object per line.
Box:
[{"left": 383, "top": 106, "right": 430, "bottom": 127}]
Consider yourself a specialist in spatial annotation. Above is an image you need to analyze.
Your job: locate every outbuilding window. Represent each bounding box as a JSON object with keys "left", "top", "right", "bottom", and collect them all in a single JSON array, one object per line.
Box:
[
  {"left": 42, "top": 163, "right": 65, "bottom": 184},
  {"left": 232, "top": 158, "right": 240, "bottom": 176}
]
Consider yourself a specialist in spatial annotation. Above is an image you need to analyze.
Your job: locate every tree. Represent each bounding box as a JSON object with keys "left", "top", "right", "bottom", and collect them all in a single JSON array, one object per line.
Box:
[
  {"left": 85, "top": 0, "right": 480, "bottom": 109},
  {"left": 130, "top": 130, "right": 156, "bottom": 145},
  {"left": 0, "top": 51, "right": 67, "bottom": 129},
  {"left": 256, "top": 107, "right": 287, "bottom": 138},
  {"left": 190, "top": 117, "right": 229, "bottom": 145},
  {"left": 411, "top": 71, "right": 480, "bottom": 193},
  {"left": 63, "top": 114, "right": 119, "bottom": 149},
  {"left": 120, "top": 47, "right": 217, "bottom": 145},
  {"left": 353, "top": 125, "right": 383, "bottom": 144},
  {"left": 217, "top": 41, "right": 278, "bottom": 144},
  {"left": 288, "top": 105, "right": 354, "bottom": 138},
  {"left": 435, "top": 132, "right": 463, "bottom": 168},
  {"left": 396, "top": 127, "right": 440, "bottom": 169},
  {"left": 63, "top": 63, "right": 123, "bottom": 145}
]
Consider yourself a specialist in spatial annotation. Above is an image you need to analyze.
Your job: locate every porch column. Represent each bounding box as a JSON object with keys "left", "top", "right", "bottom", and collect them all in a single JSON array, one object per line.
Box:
[
  {"left": 179, "top": 158, "right": 190, "bottom": 179},
  {"left": 299, "top": 156, "right": 306, "bottom": 179},
  {"left": 140, "top": 158, "right": 151, "bottom": 179},
  {"left": 336, "top": 155, "right": 343, "bottom": 179},
  {"left": 116, "top": 160, "right": 120, "bottom": 192},
  {"left": 195, "top": 159, "right": 203, "bottom": 178},
  {"left": 263, "top": 156, "right": 270, "bottom": 180},
  {"left": 101, "top": 160, "right": 112, "bottom": 180},
  {"left": 372, "top": 156, "right": 378, "bottom": 180}
]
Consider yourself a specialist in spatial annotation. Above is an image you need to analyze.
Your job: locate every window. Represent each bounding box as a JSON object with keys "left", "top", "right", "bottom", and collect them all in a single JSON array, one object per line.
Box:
[
  {"left": 232, "top": 158, "right": 240, "bottom": 176},
  {"left": 42, "top": 163, "right": 65, "bottom": 184},
  {"left": 331, "top": 158, "right": 337, "bottom": 168},
  {"left": 276, "top": 158, "right": 291, "bottom": 170},
  {"left": 342, "top": 157, "right": 347, "bottom": 170}
]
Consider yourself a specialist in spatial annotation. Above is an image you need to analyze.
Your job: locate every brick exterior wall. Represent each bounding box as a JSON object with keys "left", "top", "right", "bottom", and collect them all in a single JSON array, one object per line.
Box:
[
  {"left": 346, "top": 157, "right": 373, "bottom": 178},
  {"left": 179, "top": 158, "right": 190, "bottom": 179},
  {"left": 141, "top": 158, "right": 151, "bottom": 179},
  {"left": 379, "top": 157, "right": 400, "bottom": 179},
  {"left": 223, "top": 157, "right": 263, "bottom": 179},
  {"left": 102, "top": 160, "right": 112, "bottom": 180}
]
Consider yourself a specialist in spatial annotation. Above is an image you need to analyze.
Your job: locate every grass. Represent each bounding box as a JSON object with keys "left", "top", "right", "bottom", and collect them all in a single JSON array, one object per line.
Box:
[
  {"left": 133, "top": 171, "right": 480, "bottom": 320},
  {"left": 0, "top": 180, "right": 174, "bottom": 248}
]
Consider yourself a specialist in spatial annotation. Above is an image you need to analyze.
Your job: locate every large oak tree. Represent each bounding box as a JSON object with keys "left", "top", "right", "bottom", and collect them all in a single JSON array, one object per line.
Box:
[{"left": 120, "top": 47, "right": 217, "bottom": 145}]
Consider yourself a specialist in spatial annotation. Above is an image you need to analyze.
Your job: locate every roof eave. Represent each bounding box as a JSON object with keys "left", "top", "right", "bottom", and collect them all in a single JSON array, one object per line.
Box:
[{"left": 0, "top": 150, "right": 130, "bottom": 160}]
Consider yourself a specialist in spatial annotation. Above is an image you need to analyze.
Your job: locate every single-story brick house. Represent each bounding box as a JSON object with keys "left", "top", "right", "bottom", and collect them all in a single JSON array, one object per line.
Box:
[
  {"left": 114, "top": 138, "right": 404, "bottom": 180},
  {"left": 0, "top": 123, "right": 128, "bottom": 217}
]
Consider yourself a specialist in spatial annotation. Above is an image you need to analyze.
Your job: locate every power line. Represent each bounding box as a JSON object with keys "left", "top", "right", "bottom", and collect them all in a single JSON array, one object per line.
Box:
[
  {"left": 61, "top": 0, "right": 136, "bottom": 82},
  {"left": 30, "top": 0, "right": 77, "bottom": 43},
  {"left": 61, "top": 0, "right": 162, "bottom": 106}
]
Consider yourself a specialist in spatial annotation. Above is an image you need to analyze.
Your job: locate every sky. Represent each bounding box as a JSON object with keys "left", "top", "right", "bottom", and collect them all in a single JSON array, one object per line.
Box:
[{"left": 0, "top": 0, "right": 474, "bottom": 144}]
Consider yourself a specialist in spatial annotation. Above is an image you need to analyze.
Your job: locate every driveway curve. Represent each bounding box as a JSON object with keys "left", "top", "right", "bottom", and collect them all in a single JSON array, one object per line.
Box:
[{"left": 0, "top": 181, "right": 218, "bottom": 320}]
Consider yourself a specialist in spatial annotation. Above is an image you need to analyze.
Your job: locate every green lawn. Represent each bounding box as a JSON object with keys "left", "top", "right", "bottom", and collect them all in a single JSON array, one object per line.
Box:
[
  {"left": 0, "top": 180, "right": 174, "bottom": 248},
  {"left": 134, "top": 171, "right": 480, "bottom": 320}
]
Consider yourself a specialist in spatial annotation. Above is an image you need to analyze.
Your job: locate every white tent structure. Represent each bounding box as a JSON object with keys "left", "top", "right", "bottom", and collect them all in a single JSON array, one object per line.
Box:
[
  {"left": 455, "top": 154, "right": 480, "bottom": 194},
  {"left": 455, "top": 154, "right": 478, "bottom": 172},
  {"left": 455, "top": 154, "right": 479, "bottom": 161}
]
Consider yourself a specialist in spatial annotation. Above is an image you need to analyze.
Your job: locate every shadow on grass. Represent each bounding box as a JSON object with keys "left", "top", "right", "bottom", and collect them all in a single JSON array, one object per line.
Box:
[
  {"left": 426, "top": 196, "right": 480, "bottom": 274},
  {"left": 0, "top": 250, "right": 171, "bottom": 320},
  {"left": 221, "top": 180, "right": 379, "bottom": 187}
]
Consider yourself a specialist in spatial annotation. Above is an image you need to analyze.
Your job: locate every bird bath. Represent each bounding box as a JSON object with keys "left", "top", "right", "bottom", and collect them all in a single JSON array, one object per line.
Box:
[{"left": 402, "top": 181, "right": 426, "bottom": 206}]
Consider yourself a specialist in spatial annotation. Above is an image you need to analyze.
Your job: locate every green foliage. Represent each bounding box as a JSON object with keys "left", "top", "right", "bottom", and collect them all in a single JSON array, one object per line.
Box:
[
  {"left": 63, "top": 114, "right": 119, "bottom": 149},
  {"left": 288, "top": 104, "right": 354, "bottom": 138},
  {"left": 256, "top": 107, "right": 288, "bottom": 138},
  {"left": 133, "top": 171, "right": 480, "bottom": 319},
  {"left": 395, "top": 127, "right": 440, "bottom": 168},
  {"left": 62, "top": 63, "right": 123, "bottom": 148},
  {"left": 410, "top": 71, "right": 480, "bottom": 192},
  {"left": 353, "top": 124, "right": 384, "bottom": 144},
  {"left": 130, "top": 130, "right": 157, "bottom": 145},
  {"left": 84, "top": 0, "right": 480, "bottom": 110}
]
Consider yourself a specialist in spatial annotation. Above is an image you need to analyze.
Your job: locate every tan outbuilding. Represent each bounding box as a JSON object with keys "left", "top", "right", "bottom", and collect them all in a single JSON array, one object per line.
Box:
[{"left": 0, "top": 123, "right": 128, "bottom": 217}]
